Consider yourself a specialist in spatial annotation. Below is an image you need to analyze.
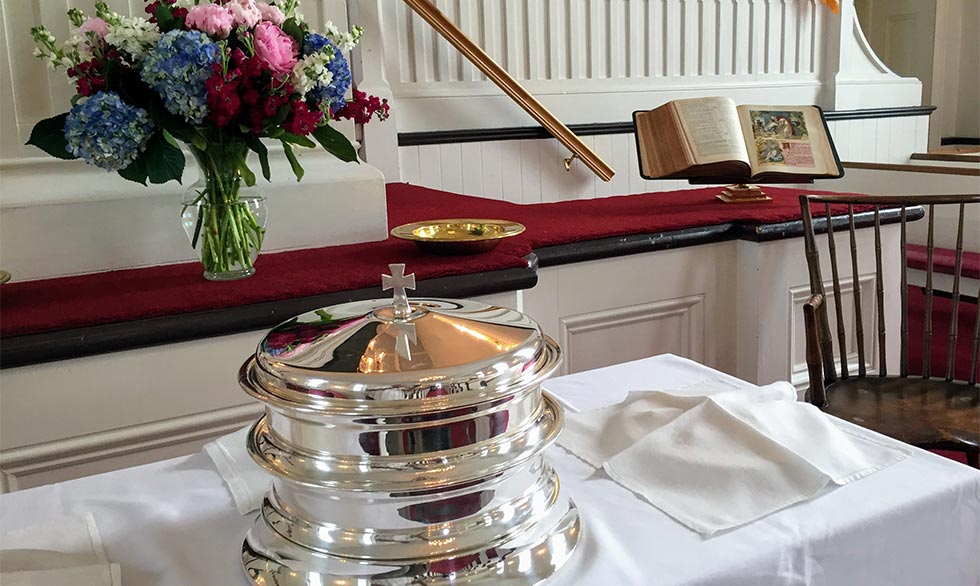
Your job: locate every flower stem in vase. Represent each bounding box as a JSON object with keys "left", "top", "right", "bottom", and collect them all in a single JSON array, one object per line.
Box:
[{"left": 183, "top": 143, "right": 267, "bottom": 281}]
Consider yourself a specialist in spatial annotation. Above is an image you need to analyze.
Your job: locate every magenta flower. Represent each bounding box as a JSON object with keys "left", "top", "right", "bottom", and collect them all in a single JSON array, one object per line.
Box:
[{"left": 253, "top": 22, "right": 297, "bottom": 76}]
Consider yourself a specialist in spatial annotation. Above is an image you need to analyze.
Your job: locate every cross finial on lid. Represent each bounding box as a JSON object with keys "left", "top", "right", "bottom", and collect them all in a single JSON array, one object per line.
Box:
[{"left": 382, "top": 263, "right": 416, "bottom": 318}]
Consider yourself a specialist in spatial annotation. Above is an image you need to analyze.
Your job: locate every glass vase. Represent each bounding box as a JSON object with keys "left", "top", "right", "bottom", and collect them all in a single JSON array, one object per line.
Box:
[{"left": 181, "top": 144, "right": 268, "bottom": 281}]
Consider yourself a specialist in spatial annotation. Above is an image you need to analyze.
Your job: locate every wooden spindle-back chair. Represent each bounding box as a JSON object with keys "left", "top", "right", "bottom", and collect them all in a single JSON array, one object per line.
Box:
[{"left": 800, "top": 194, "right": 980, "bottom": 467}]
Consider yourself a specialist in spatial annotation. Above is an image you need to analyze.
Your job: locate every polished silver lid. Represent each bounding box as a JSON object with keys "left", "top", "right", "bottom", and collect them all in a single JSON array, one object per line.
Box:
[{"left": 245, "top": 265, "right": 560, "bottom": 406}]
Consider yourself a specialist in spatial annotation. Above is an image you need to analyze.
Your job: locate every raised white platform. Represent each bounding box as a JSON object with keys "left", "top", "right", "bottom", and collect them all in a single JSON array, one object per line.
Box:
[{"left": 0, "top": 150, "right": 389, "bottom": 281}]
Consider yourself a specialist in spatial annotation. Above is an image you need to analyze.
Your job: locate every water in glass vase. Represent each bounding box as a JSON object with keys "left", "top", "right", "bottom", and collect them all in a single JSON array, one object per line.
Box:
[{"left": 181, "top": 145, "right": 268, "bottom": 281}]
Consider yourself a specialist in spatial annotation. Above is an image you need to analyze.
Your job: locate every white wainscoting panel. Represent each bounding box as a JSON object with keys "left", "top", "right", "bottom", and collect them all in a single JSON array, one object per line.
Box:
[
  {"left": 788, "top": 276, "right": 878, "bottom": 389},
  {"left": 734, "top": 223, "right": 902, "bottom": 387},
  {"left": 522, "top": 243, "right": 738, "bottom": 377},
  {"left": 560, "top": 295, "right": 705, "bottom": 375}
]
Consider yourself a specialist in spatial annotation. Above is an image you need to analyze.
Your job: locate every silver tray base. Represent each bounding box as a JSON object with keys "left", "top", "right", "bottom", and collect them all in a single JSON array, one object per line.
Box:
[{"left": 242, "top": 500, "right": 581, "bottom": 585}]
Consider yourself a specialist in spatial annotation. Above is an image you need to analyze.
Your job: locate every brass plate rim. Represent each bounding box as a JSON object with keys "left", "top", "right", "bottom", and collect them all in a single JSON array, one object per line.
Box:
[
  {"left": 390, "top": 219, "right": 526, "bottom": 244},
  {"left": 0, "top": 271, "right": 10, "bottom": 285}
]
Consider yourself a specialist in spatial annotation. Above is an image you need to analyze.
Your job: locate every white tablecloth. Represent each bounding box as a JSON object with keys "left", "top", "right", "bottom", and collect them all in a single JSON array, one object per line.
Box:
[{"left": 2, "top": 355, "right": 978, "bottom": 585}]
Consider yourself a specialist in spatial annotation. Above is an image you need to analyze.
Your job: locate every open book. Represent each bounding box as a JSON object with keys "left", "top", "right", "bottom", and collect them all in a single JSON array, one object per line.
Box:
[{"left": 633, "top": 97, "right": 843, "bottom": 183}]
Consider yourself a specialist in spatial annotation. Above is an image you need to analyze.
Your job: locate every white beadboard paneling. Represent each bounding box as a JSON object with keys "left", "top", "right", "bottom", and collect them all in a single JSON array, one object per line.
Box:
[
  {"left": 418, "top": 144, "right": 443, "bottom": 187},
  {"left": 481, "top": 141, "right": 504, "bottom": 200},
  {"left": 460, "top": 142, "right": 485, "bottom": 196},
  {"left": 500, "top": 141, "right": 525, "bottom": 204},
  {"left": 540, "top": 140, "right": 564, "bottom": 203},
  {"left": 439, "top": 143, "right": 464, "bottom": 194},
  {"left": 400, "top": 146, "right": 422, "bottom": 185},
  {"left": 610, "top": 134, "right": 633, "bottom": 196},
  {"left": 396, "top": 114, "right": 932, "bottom": 202},
  {"left": 520, "top": 140, "right": 543, "bottom": 204}
]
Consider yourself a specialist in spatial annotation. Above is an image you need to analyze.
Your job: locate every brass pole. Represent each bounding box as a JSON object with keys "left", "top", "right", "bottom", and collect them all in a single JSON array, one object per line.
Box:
[{"left": 402, "top": 0, "right": 616, "bottom": 182}]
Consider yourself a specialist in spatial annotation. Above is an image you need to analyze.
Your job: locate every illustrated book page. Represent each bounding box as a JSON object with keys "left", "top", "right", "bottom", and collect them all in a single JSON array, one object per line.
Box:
[{"left": 736, "top": 105, "right": 841, "bottom": 178}]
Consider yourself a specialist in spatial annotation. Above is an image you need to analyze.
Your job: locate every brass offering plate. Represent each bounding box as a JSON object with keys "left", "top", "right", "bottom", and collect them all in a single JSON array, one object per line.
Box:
[{"left": 391, "top": 219, "right": 525, "bottom": 255}]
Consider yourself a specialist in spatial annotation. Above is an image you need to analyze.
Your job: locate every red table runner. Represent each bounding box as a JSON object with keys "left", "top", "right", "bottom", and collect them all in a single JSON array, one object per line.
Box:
[{"left": 0, "top": 183, "right": 858, "bottom": 337}]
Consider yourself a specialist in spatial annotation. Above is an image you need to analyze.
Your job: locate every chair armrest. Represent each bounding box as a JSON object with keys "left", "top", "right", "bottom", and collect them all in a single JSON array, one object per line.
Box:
[{"left": 803, "top": 294, "right": 828, "bottom": 407}]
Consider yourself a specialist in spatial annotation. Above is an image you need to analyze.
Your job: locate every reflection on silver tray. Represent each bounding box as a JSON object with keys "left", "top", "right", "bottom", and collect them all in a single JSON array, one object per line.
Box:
[{"left": 238, "top": 268, "right": 580, "bottom": 585}]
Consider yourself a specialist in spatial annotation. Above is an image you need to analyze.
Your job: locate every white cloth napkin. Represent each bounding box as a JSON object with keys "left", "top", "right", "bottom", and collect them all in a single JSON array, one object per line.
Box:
[
  {"left": 0, "top": 513, "right": 121, "bottom": 586},
  {"left": 204, "top": 426, "right": 271, "bottom": 514},
  {"left": 558, "top": 381, "right": 909, "bottom": 536}
]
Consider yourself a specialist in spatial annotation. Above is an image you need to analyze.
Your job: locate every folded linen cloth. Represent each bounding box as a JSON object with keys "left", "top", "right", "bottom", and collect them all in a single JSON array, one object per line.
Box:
[
  {"left": 204, "top": 425, "right": 271, "bottom": 514},
  {"left": 558, "top": 381, "right": 909, "bottom": 536},
  {"left": 0, "top": 513, "right": 122, "bottom": 586}
]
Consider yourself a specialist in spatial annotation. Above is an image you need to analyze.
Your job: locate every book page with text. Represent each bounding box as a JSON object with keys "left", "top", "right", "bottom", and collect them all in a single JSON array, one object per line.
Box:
[
  {"left": 738, "top": 106, "right": 837, "bottom": 176},
  {"left": 674, "top": 97, "right": 750, "bottom": 165}
]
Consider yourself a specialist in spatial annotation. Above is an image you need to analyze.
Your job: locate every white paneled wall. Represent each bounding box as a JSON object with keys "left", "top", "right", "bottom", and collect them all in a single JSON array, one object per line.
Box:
[
  {"left": 359, "top": 0, "right": 925, "bottom": 144},
  {"left": 378, "top": 0, "right": 840, "bottom": 132},
  {"left": 398, "top": 115, "right": 932, "bottom": 202},
  {"left": 387, "top": 0, "right": 822, "bottom": 86}
]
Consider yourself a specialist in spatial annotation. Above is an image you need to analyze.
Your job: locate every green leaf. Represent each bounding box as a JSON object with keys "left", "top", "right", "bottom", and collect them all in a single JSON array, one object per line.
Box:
[
  {"left": 118, "top": 155, "right": 148, "bottom": 185},
  {"left": 154, "top": 4, "right": 177, "bottom": 32},
  {"left": 281, "top": 132, "right": 316, "bottom": 149},
  {"left": 144, "top": 132, "right": 185, "bottom": 184},
  {"left": 235, "top": 150, "right": 256, "bottom": 187},
  {"left": 190, "top": 134, "right": 208, "bottom": 151},
  {"left": 26, "top": 113, "right": 76, "bottom": 160},
  {"left": 244, "top": 135, "right": 271, "bottom": 181},
  {"left": 311, "top": 125, "right": 359, "bottom": 163},
  {"left": 281, "top": 140, "right": 304, "bottom": 182},
  {"left": 147, "top": 99, "right": 196, "bottom": 144},
  {"left": 281, "top": 17, "right": 306, "bottom": 45}
]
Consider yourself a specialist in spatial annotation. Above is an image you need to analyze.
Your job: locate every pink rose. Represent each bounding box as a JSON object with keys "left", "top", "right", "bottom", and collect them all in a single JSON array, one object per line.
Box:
[
  {"left": 226, "top": 0, "right": 263, "bottom": 29},
  {"left": 253, "top": 22, "right": 297, "bottom": 75},
  {"left": 185, "top": 4, "right": 234, "bottom": 39},
  {"left": 256, "top": 2, "right": 286, "bottom": 25},
  {"left": 78, "top": 17, "right": 109, "bottom": 38}
]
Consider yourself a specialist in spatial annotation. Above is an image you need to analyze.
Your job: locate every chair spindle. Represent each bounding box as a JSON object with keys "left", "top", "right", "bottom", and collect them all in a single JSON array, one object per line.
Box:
[
  {"left": 900, "top": 207, "right": 909, "bottom": 378},
  {"left": 825, "top": 205, "right": 848, "bottom": 379},
  {"left": 874, "top": 205, "right": 887, "bottom": 376},
  {"left": 801, "top": 199, "right": 837, "bottom": 384},
  {"left": 849, "top": 205, "right": 867, "bottom": 377},
  {"left": 971, "top": 280, "right": 980, "bottom": 386},
  {"left": 923, "top": 206, "right": 935, "bottom": 379},
  {"left": 946, "top": 204, "right": 965, "bottom": 381}
]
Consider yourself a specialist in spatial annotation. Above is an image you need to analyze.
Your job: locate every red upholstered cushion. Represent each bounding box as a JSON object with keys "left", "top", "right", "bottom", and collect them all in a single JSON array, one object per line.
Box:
[
  {"left": 907, "top": 244, "right": 980, "bottom": 279},
  {"left": 0, "top": 183, "right": 865, "bottom": 337}
]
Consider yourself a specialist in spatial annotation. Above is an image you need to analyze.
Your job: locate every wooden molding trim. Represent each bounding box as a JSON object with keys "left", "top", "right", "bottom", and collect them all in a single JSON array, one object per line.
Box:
[
  {"left": 910, "top": 153, "right": 980, "bottom": 164},
  {"left": 842, "top": 162, "right": 980, "bottom": 177},
  {"left": 0, "top": 402, "right": 263, "bottom": 480}
]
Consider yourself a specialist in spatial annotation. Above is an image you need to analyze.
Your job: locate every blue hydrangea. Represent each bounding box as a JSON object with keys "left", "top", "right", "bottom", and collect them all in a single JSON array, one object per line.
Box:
[
  {"left": 140, "top": 30, "right": 219, "bottom": 124},
  {"left": 64, "top": 91, "right": 154, "bottom": 171},
  {"left": 303, "top": 33, "right": 333, "bottom": 55},
  {"left": 304, "top": 34, "right": 351, "bottom": 114}
]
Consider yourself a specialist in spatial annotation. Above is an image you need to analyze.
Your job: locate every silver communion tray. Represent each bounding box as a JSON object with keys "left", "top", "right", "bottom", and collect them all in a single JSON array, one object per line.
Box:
[{"left": 238, "top": 269, "right": 581, "bottom": 585}]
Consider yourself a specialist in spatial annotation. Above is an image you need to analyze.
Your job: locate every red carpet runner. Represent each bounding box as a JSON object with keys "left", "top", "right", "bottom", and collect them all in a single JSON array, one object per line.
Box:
[{"left": 0, "top": 183, "right": 870, "bottom": 337}]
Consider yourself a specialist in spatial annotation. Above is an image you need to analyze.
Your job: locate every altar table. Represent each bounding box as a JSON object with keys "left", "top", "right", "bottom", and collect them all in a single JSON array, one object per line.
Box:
[{"left": 2, "top": 355, "right": 978, "bottom": 585}]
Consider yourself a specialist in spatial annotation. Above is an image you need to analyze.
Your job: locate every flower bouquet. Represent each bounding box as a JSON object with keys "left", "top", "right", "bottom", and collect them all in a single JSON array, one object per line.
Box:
[{"left": 29, "top": 0, "right": 389, "bottom": 280}]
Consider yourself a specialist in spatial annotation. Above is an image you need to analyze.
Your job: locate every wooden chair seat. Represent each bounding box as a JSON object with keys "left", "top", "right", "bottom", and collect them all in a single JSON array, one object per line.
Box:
[
  {"left": 823, "top": 377, "right": 979, "bottom": 449},
  {"left": 799, "top": 194, "right": 980, "bottom": 467}
]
